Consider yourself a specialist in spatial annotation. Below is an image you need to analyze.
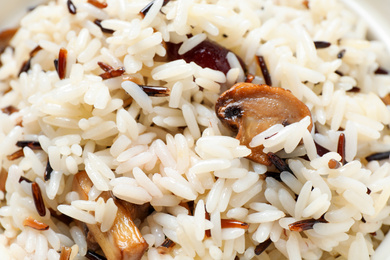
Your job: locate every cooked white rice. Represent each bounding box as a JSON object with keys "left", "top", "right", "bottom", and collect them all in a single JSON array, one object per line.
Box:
[{"left": 1, "top": 0, "right": 390, "bottom": 259}]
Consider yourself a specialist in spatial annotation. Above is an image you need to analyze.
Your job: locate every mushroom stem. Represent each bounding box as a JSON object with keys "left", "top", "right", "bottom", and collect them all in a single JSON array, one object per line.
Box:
[{"left": 73, "top": 171, "right": 148, "bottom": 260}]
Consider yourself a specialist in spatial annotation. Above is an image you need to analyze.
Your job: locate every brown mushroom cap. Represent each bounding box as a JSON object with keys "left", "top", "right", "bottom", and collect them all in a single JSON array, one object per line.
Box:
[{"left": 215, "top": 83, "right": 313, "bottom": 165}]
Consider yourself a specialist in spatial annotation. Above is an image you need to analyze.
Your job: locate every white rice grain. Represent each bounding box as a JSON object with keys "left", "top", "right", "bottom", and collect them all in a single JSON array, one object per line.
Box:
[{"left": 57, "top": 205, "right": 96, "bottom": 224}]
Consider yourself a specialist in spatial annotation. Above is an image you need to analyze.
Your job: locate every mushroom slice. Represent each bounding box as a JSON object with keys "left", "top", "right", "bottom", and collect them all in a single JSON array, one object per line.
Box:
[
  {"left": 73, "top": 171, "right": 148, "bottom": 260},
  {"left": 215, "top": 83, "right": 312, "bottom": 165}
]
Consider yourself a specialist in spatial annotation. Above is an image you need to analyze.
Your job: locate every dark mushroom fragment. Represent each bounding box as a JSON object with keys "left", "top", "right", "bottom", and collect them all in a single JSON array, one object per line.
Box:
[
  {"left": 166, "top": 39, "right": 245, "bottom": 75},
  {"left": 73, "top": 171, "right": 148, "bottom": 260},
  {"left": 215, "top": 83, "right": 312, "bottom": 165}
]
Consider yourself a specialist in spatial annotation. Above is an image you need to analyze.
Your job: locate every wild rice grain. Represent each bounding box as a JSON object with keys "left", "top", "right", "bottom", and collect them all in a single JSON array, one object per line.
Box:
[
  {"left": 245, "top": 73, "right": 255, "bottom": 83},
  {"left": 19, "top": 176, "right": 32, "bottom": 183},
  {"left": 18, "top": 59, "right": 31, "bottom": 76},
  {"left": 254, "top": 238, "right": 272, "bottom": 255},
  {"left": 138, "top": 85, "right": 170, "bottom": 97},
  {"left": 44, "top": 161, "right": 53, "bottom": 181},
  {"left": 337, "top": 49, "right": 346, "bottom": 59},
  {"left": 93, "top": 20, "right": 115, "bottom": 34},
  {"left": 337, "top": 133, "right": 346, "bottom": 164},
  {"left": 374, "top": 67, "right": 388, "bottom": 75},
  {"left": 365, "top": 151, "right": 390, "bottom": 161},
  {"left": 288, "top": 217, "right": 328, "bottom": 232},
  {"left": 67, "top": 0, "right": 77, "bottom": 14},
  {"left": 140, "top": 0, "right": 170, "bottom": 18},
  {"left": 56, "top": 48, "right": 68, "bottom": 80},
  {"left": 22, "top": 216, "right": 49, "bottom": 231},
  {"left": 267, "top": 152, "right": 292, "bottom": 173},
  {"left": 97, "top": 61, "right": 113, "bottom": 72},
  {"left": 87, "top": 0, "right": 107, "bottom": 9},
  {"left": 328, "top": 159, "right": 341, "bottom": 169},
  {"left": 6, "top": 149, "right": 24, "bottom": 161},
  {"left": 32, "top": 182, "right": 46, "bottom": 217},
  {"left": 256, "top": 55, "right": 272, "bottom": 86},
  {"left": 314, "top": 41, "right": 331, "bottom": 49},
  {"left": 220, "top": 219, "right": 249, "bottom": 229},
  {"left": 16, "top": 141, "right": 41, "bottom": 150}
]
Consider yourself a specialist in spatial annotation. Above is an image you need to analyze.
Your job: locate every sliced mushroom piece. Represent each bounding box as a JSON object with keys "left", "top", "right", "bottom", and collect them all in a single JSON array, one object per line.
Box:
[
  {"left": 73, "top": 171, "right": 148, "bottom": 260},
  {"left": 215, "top": 83, "right": 312, "bottom": 165}
]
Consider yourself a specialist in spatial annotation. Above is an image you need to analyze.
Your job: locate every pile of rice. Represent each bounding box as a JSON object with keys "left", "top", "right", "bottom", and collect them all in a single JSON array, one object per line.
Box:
[{"left": 1, "top": 0, "right": 390, "bottom": 259}]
